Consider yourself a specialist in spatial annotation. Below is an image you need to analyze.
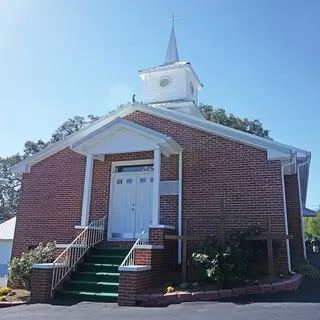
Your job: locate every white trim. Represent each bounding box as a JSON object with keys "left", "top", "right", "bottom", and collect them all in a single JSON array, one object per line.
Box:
[
  {"left": 111, "top": 159, "right": 154, "bottom": 174},
  {"left": 178, "top": 151, "right": 183, "bottom": 264},
  {"left": 297, "top": 156, "right": 310, "bottom": 260},
  {"left": 135, "top": 245, "right": 164, "bottom": 250},
  {"left": 81, "top": 155, "right": 94, "bottom": 226},
  {"left": 118, "top": 265, "right": 151, "bottom": 272},
  {"left": 149, "top": 224, "right": 175, "bottom": 230},
  {"left": 108, "top": 159, "right": 155, "bottom": 241},
  {"left": 281, "top": 154, "right": 296, "bottom": 273},
  {"left": 74, "top": 225, "right": 87, "bottom": 229},
  {"left": 32, "top": 263, "right": 54, "bottom": 269},
  {"left": 152, "top": 149, "right": 161, "bottom": 225},
  {"left": 11, "top": 102, "right": 309, "bottom": 175},
  {"left": 55, "top": 244, "right": 87, "bottom": 249}
]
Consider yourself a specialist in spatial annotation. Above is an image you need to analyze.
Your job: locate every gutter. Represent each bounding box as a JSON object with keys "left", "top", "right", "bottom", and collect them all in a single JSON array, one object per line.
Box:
[
  {"left": 178, "top": 152, "right": 183, "bottom": 264},
  {"left": 297, "top": 152, "right": 311, "bottom": 260},
  {"left": 281, "top": 152, "right": 297, "bottom": 274}
]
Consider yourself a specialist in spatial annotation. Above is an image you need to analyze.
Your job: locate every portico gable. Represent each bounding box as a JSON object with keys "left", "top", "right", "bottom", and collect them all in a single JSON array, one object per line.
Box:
[{"left": 71, "top": 117, "right": 182, "bottom": 241}]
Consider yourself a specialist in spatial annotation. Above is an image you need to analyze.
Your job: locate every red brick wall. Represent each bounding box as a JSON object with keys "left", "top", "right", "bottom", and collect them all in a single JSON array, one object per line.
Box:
[
  {"left": 12, "top": 148, "right": 86, "bottom": 258},
  {"left": 118, "top": 270, "right": 153, "bottom": 306},
  {"left": 124, "top": 111, "right": 287, "bottom": 266},
  {"left": 285, "top": 175, "right": 305, "bottom": 261},
  {"left": 30, "top": 267, "right": 53, "bottom": 303},
  {"left": 14, "top": 110, "right": 289, "bottom": 271}
]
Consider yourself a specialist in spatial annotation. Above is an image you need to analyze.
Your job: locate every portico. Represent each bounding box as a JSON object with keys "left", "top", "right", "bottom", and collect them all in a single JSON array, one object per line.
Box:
[{"left": 71, "top": 117, "right": 183, "bottom": 241}]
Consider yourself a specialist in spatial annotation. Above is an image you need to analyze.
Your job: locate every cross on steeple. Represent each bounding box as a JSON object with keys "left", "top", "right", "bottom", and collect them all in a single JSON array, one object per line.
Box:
[
  {"left": 168, "top": 12, "right": 179, "bottom": 27},
  {"left": 164, "top": 13, "right": 180, "bottom": 64}
]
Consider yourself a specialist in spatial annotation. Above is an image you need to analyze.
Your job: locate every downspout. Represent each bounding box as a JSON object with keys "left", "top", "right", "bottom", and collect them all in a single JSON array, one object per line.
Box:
[
  {"left": 281, "top": 152, "right": 297, "bottom": 274},
  {"left": 178, "top": 151, "right": 183, "bottom": 264},
  {"left": 297, "top": 153, "right": 311, "bottom": 260}
]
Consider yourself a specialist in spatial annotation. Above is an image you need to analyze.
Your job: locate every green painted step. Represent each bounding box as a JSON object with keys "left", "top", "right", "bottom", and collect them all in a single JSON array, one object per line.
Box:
[
  {"left": 72, "top": 271, "right": 119, "bottom": 283},
  {"left": 58, "top": 290, "right": 118, "bottom": 303},
  {"left": 85, "top": 254, "right": 124, "bottom": 264},
  {"left": 78, "top": 262, "right": 120, "bottom": 273},
  {"left": 91, "top": 247, "right": 130, "bottom": 256},
  {"left": 65, "top": 280, "right": 119, "bottom": 293}
]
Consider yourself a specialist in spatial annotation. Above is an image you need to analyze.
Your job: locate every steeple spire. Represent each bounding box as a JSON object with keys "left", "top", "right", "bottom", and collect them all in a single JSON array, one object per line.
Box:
[{"left": 164, "top": 13, "right": 179, "bottom": 64}]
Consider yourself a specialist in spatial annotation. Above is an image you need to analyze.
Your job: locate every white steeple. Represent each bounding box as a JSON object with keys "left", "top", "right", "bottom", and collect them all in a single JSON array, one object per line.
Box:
[
  {"left": 164, "top": 13, "right": 179, "bottom": 64},
  {"left": 138, "top": 14, "right": 204, "bottom": 119}
]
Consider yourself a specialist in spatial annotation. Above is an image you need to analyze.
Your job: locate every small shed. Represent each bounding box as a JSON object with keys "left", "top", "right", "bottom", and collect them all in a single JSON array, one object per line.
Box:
[{"left": 0, "top": 217, "right": 16, "bottom": 277}]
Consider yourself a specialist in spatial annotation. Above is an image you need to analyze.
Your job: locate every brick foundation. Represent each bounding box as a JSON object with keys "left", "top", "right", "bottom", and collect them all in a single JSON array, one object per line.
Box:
[
  {"left": 30, "top": 265, "right": 54, "bottom": 303},
  {"left": 118, "top": 268, "right": 152, "bottom": 306},
  {"left": 118, "top": 225, "right": 177, "bottom": 306}
]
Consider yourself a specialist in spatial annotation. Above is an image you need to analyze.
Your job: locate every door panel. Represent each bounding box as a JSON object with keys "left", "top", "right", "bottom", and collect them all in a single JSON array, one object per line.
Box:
[
  {"left": 135, "top": 174, "right": 153, "bottom": 238},
  {"left": 110, "top": 175, "right": 136, "bottom": 239},
  {"left": 109, "top": 172, "right": 153, "bottom": 240}
]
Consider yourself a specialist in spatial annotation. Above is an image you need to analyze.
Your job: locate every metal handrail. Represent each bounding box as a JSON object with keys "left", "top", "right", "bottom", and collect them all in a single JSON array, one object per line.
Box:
[
  {"left": 51, "top": 216, "right": 106, "bottom": 295},
  {"left": 120, "top": 231, "right": 147, "bottom": 267}
]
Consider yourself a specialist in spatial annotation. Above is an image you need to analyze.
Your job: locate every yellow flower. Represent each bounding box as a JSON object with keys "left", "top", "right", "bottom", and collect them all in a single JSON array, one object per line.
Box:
[
  {"left": 166, "top": 286, "right": 175, "bottom": 293},
  {"left": 0, "top": 288, "right": 10, "bottom": 296}
]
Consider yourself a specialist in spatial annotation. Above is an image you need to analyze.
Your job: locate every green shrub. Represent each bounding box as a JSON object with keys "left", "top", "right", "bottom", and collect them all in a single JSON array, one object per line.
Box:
[
  {"left": 191, "top": 226, "right": 280, "bottom": 288},
  {"left": 9, "top": 242, "right": 55, "bottom": 291},
  {"left": 0, "top": 287, "right": 10, "bottom": 296},
  {"left": 0, "top": 296, "right": 6, "bottom": 302},
  {"left": 293, "top": 261, "right": 320, "bottom": 279}
]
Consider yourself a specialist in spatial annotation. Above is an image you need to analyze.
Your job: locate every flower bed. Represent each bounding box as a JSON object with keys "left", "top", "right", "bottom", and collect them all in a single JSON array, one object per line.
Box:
[
  {"left": 0, "top": 288, "right": 30, "bottom": 308},
  {"left": 136, "top": 274, "right": 304, "bottom": 307}
]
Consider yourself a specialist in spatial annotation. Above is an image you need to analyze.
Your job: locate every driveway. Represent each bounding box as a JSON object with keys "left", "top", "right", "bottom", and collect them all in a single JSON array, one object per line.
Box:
[{"left": 1, "top": 279, "right": 320, "bottom": 320}]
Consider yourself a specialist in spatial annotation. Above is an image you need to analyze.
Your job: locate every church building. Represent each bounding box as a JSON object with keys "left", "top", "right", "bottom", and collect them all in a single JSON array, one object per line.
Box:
[{"left": 11, "top": 19, "right": 313, "bottom": 304}]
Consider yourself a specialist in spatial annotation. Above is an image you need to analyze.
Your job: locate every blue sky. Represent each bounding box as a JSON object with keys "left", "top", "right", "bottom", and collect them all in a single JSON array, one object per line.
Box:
[{"left": 0, "top": 0, "right": 319, "bottom": 208}]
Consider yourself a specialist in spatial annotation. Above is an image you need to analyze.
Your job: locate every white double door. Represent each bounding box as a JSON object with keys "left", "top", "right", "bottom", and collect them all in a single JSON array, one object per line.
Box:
[{"left": 109, "top": 172, "right": 153, "bottom": 239}]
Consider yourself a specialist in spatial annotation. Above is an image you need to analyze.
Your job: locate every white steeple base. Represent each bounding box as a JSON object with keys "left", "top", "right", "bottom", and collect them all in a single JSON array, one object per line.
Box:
[{"left": 148, "top": 100, "right": 204, "bottom": 119}]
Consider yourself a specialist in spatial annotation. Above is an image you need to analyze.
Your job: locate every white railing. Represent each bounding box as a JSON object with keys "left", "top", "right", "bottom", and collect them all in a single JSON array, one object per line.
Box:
[
  {"left": 51, "top": 216, "right": 106, "bottom": 295},
  {"left": 120, "top": 231, "right": 148, "bottom": 267}
]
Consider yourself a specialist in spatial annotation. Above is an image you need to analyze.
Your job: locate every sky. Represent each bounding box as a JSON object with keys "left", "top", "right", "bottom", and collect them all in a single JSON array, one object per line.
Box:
[{"left": 0, "top": 0, "right": 319, "bottom": 208}]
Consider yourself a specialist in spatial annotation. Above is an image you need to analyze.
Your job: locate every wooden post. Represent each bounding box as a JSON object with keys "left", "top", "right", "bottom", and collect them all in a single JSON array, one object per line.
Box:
[
  {"left": 182, "top": 219, "right": 188, "bottom": 281},
  {"left": 246, "top": 217, "right": 293, "bottom": 279},
  {"left": 220, "top": 199, "right": 226, "bottom": 249},
  {"left": 266, "top": 218, "right": 274, "bottom": 279},
  {"left": 165, "top": 219, "right": 204, "bottom": 281}
]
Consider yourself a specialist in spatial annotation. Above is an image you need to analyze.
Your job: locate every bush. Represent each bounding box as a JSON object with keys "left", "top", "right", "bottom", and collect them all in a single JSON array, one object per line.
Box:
[
  {"left": 0, "top": 287, "right": 10, "bottom": 296},
  {"left": 191, "top": 226, "right": 279, "bottom": 288},
  {"left": 293, "top": 261, "right": 320, "bottom": 279},
  {"left": 192, "top": 238, "right": 246, "bottom": 288},
  {"left": 0, "top": 296, "right": 6, "bottom": 302},
  {"left": 9, "top": 242, "right": 55, "bottom": 291}
]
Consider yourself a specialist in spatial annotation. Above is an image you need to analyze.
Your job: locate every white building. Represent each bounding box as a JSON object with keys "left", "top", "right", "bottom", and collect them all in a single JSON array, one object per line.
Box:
[{"left": 0, "top": 217, "right": 16, "bottom": 278}]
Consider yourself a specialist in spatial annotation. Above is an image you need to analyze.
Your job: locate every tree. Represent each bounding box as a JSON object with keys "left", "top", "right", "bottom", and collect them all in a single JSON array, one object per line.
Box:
[
  {"left": 51, "top": 115, "right": 100, "bottom": 143},
  {"left": 304, "top": 210, "right": 320, "bottom": 238},
  {"left": 0, "top": 115, "right": 101, "bottom": 221},
  {"left": 0, "top": 104, "right": 271, "bottom": 221},
  {"left": 199, "top": 104, "right": 271, "bottom": 139},
  {"left": 0, "top": 154, "right": 22, "bottom": 221}
]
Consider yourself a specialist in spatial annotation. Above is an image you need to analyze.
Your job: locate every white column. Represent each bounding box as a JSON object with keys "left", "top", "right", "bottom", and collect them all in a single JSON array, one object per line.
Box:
[
  {"left": 178, "top": 151, "right": 183, "bottom": 264},
  {"left": 81, "top": 155, "right": 94, "bottom": 226},
  {"left": 152, "top": 149, "right": 161, "bottom": 225}
]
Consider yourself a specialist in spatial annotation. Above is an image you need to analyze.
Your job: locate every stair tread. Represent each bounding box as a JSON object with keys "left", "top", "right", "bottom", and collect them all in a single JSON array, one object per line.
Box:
[
  {"left": 96, "top": 247, "right": 129, "bottom": 250},
  {"left": 88, "top": 254, "right": 125, "bottom": 258},
  {"left": 76, "top": 271, "right": 119, "bottom": 276},
  {"left": 61, "top": 290, "right": 118, "bottom": 297},
  {"left": 83, "top": 263, "right": 120, "bottom": 267},
  {"left": 69, "top": 280, "right": 119, "bottom": 286}
]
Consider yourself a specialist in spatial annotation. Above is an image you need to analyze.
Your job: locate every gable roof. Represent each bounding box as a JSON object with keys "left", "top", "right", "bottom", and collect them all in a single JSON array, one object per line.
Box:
[
  {"left": 11, "top": 102, "right": 309, "bottom": 174},
  {"left": 0, "top": 217, "right": 16, "bottom": 240}
]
